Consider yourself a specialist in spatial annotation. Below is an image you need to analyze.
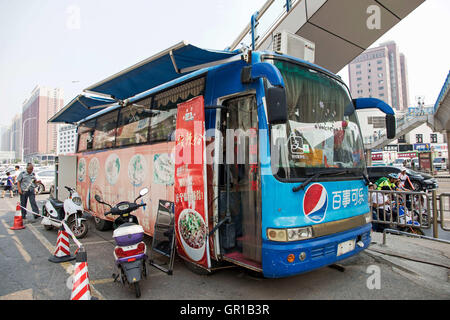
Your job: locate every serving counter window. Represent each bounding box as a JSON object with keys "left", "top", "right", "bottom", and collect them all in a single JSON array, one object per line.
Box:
[
  {"left": 93, "top": 111, "right": 119, "bottom": 150},
  {"left": 77, "top": 119, "right": 96, "bottom": 152},
  {"left": 116, "top": 99, "right": 152, "bottom": 147}
]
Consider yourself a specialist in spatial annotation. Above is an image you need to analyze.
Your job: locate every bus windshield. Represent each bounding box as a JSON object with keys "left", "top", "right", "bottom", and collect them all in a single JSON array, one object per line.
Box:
[{"left": 266, "top": 58, "right": 366, "bottom": 180}]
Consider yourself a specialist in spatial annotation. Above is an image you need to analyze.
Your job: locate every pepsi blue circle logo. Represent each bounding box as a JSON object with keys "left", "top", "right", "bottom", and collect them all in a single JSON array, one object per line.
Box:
[{"left": 303, "top": 183, "right": 328, "bottom": 223}]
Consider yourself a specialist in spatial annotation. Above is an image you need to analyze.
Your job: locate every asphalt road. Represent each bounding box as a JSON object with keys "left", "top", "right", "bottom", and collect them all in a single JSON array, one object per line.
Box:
[{"left": 0, "top": 193, "right": 449, "bottom": 301}]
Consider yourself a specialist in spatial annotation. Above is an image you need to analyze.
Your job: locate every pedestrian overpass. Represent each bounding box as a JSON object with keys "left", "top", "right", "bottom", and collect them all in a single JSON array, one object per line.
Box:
[
  {"left": 229, "top": 0, "right": 425, "bottom": 73},
  {"left": 433, "top": 71, "right": 450, "bottom": 142},
  {"left": 364, "top": 113, "right": 434, "bottom": 150}
]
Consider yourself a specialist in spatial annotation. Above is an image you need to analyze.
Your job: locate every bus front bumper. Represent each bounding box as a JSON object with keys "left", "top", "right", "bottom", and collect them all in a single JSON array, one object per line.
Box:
[{"left": 261, "top": 223, "right": 371, "bottom": 278}]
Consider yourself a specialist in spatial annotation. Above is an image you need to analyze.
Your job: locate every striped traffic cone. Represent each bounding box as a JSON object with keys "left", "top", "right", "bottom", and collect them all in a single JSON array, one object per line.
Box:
[
  {"left": 10, "top": 202, "right": 25, "bottom": 230},
  {"left": 48, "top": 225, "right": 75, "bottom": 263},
  {"left": 70, "top": 247, "right": 94, "bottom": 300}
]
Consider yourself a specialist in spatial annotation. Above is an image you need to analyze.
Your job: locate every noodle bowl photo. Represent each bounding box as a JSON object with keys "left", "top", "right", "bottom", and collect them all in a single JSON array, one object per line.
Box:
[{"left": 177, "top": 208, "right": 206, "bottom": 261}]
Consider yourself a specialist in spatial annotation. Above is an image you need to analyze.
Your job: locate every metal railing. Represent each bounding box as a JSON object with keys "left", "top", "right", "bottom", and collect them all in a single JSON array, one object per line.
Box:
[
  {"left": 437, "top": 193, "right": 450, "bottom": 231},
  {"left": 369, "top": 189, "right": 432, "bottom": 232},
  {"left": 369, "top": 189, "right": 449, "bottom": 238}
]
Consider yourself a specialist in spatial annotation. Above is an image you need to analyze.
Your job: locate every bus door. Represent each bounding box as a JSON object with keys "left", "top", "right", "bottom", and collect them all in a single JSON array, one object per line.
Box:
[{"left": 219, "top": 94, "right": 262, "bottom": 268}]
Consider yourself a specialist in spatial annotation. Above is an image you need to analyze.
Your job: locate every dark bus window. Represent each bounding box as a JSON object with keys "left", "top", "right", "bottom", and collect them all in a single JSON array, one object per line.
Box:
[
  {"left": 148, "top": 108, "right": 177, "bottom": 143},
  {"left": 116, "top": 99, "right": 152, "bottom": 147},
  {"left": 93, "top": 110, "right": 119, "bottom": 150},
  {"left": 148, "top": 77, "right": 205, "bottom": 144},
  {"left": 77, "top": 119, "right": 96, "bottom": 152}
]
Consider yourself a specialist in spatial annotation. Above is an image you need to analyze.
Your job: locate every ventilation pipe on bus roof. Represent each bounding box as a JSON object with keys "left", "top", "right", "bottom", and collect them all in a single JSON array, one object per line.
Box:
[
  {"left": 241, "top": 62, "right": 284, "bottom": 87},
  {"left": 241, "top": 62, "right": 287, "bottom": 125}
]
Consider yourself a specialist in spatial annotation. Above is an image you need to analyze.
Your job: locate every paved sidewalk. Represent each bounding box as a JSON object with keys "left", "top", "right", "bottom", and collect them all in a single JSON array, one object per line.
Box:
[{"left": 368, "top": 232, "right": 450, "bottom": 297}]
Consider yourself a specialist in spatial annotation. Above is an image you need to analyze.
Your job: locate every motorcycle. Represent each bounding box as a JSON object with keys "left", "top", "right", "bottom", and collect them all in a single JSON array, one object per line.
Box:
[
  {"left": 41, "top": 186, "right": 88, "bottom": 239},
  {"left": 94, "top": 188, "right": 149, "bottom": 298}
]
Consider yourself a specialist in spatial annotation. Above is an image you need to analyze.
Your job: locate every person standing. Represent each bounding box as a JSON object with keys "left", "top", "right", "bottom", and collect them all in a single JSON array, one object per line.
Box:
[
  {"left": 11, "top": 165, "right": 21, "bottom": 196},
  {"left": 17, "top": 163, "right": 42, "bottom": 220},
  {"left": 398, "top": 168, "right": 415, "bottom": 190},
  {"left": 1, "top": 172, "right": 14, "bottom": 198}
]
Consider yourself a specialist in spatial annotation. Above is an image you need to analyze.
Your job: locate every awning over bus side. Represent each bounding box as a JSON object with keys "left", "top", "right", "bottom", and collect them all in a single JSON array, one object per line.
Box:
[
  {"left": 48, "top": 94, "right": 116, "bottom": 124},
  {"left": 84, "top": 41, "right": 240, "bottom": 100},
  {"left": 49, "top": 41, "right": 241, "bottom": 124}
]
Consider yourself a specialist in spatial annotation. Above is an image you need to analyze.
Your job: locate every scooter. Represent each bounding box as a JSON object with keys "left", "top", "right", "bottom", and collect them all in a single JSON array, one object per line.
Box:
[
  {"left": 41, "top": 186, "right": 89, "bottom": 239},
  {"left": 94, "top": 188, "right": 149, "bottom": 298}
]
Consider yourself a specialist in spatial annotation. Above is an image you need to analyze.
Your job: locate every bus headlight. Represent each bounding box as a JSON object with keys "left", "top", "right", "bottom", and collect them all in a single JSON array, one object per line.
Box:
[
  {"left": 364, "top": 212, "right": 372, "bottom": 224},
  {"left": 267, "top": 229, "right": 287, "bottom": 242},
  {"left": 267, "top": 227, "right": 313, "bottom": 242},
  {"left": 287, "top": 227, "right": 313, "bottom": 241}
]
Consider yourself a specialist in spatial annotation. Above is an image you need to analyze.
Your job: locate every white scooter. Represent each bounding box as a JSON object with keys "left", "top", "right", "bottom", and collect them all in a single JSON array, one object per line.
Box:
[{"left": 41, "top": 186, "right": 88, "bottom": 239}]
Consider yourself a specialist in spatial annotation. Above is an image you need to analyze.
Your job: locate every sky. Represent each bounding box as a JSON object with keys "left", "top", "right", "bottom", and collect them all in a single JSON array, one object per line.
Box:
[{"left": 0, "top": 0, "right": 449, "bottom": 128}]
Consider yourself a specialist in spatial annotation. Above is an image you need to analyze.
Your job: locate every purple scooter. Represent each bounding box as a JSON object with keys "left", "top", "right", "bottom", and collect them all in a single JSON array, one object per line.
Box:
[{"left": 94, "top": 188, "right": 148, "bottom": 298}]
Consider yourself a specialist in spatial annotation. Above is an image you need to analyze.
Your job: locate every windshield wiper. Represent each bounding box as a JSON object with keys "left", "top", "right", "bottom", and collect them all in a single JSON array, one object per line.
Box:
[{"left": 292, "top": 169, "right": 349, "bottom": 192}]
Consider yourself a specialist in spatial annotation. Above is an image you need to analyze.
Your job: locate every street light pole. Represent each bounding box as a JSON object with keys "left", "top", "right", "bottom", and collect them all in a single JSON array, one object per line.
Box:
[{"left": 21, "top": 117, "right": 36, "bottom": 163}]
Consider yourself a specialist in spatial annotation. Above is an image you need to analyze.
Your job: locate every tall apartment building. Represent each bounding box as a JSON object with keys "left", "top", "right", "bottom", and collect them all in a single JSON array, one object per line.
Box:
[
  {"left": 57, "top": 124, "right": 77, "bottom": 155},
  {"left": 22, "top": 86, "right": 64, "bottom": 161},
  {"left": 10, "top": 114, "right": 22, "bottom": 160},
  {"left": 0, "top": 125, "right": 11, "bottom": 152},
  {"left": 348, "top": 41, "right": 410, "bottom": 111}
]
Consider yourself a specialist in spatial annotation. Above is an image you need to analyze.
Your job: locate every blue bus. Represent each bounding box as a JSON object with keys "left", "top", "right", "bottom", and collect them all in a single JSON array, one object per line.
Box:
[{"left": 52, "top": 41, "right": 395, "bottom": 278}]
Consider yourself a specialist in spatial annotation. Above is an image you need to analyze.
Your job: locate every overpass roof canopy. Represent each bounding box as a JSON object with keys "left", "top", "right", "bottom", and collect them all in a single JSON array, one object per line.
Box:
[{"left": 235, "top": 0, "right": 425, "bottom": 74}]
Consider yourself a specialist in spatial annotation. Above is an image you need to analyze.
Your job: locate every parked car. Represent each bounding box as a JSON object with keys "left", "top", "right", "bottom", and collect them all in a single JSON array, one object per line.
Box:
[
  {"left": 34, "top": 170, "right": 56, "bottom": 194},
  {"left": 433, "top": 157, "right": 447, "bottom": 171},
  {"left": 392, "top": 158, "right": 407, "bottom": 168},
  {"left": 367, "top": 166, "right": 438, "bottom": 191},
  {"left": 407, "top": 158, "right": 419, "bottom": 169}
]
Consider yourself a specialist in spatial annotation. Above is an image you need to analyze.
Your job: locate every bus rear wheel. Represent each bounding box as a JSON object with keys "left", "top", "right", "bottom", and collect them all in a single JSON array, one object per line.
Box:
[{"left": 94, "top": 217, "right": 113, "bottom": 231}]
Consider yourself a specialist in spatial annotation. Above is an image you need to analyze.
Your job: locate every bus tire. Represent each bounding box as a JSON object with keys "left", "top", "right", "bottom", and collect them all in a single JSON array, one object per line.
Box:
[{"left": 94, "top": 216, "right": 113, "bottom": 231}]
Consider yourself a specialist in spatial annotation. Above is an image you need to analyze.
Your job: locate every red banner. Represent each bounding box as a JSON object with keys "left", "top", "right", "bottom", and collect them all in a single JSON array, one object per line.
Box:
[
  {"left": 174, "top": 96, "right": 210, "bottom": 268},
  {"left": 398, "top": 152, "right": 417, "bottom": 159},
  {"left": 372, "top": 153, "right": 383, "bottom": 161}
]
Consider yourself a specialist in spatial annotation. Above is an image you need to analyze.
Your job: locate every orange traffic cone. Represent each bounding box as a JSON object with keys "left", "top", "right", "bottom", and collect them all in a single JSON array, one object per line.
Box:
[
  {"left": 48, "top": 225, "right": 75, "bottom": 263},
  {"left": 70, "top": 247, "right": 95, "bottom": 300},
  {"left": 10, "top": 202, "right": 25, "bottom": 230}
]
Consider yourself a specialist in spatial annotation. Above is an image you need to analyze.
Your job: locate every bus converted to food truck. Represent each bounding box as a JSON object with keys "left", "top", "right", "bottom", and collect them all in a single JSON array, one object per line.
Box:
[{"left": 50, "top": 36, "right": 395, "bottom": 278}]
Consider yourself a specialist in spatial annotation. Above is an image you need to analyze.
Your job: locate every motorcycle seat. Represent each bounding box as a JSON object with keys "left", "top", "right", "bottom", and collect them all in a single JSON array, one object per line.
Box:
[{"left": 50, "top": 198, "right": 64, "bottom": 209}]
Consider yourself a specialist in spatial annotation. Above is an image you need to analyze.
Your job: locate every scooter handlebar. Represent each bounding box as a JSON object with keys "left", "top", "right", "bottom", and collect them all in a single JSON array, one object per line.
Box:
[{"left": 104, "top": 202, "right": 146, "bottom": 216}]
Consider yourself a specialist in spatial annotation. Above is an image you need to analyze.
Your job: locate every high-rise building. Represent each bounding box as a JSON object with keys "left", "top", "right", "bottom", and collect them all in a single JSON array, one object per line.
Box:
[
  {"left": 22, "top": 86, "right": 64, "bottom": 161},
  {"left": 348, "top": 41, "right": 410, "bottom": 111},
  {"left": 11, "top": 114, "right": 22, "bottom": 160},
  {"left": 57, "top": 124, "right": 77, "bottom": 155},
  {"left": 0, "top": 125, "right": 11, "bottom": 152}
]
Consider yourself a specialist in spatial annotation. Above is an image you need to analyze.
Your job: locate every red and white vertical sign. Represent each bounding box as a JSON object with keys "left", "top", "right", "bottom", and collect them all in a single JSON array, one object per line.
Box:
[{"left": 174, "top": 96, "right": 210, "bottom": 268}]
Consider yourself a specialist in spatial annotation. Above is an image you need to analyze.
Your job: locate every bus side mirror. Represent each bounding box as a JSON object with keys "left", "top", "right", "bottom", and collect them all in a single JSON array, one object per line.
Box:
[
  {"left": 266, "top": 87, "right": 288, "bottom": 125},
  {"left": 386, "top": 114, "right": 396, "bottom": 139},
  {"left": 353, "top": 97, "right": 396, "bottom": 139}
]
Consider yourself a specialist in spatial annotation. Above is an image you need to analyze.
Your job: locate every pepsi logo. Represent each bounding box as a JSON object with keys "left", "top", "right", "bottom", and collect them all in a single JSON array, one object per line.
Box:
[{"left": 303, "top": 183, "right": 328, "bottom": 223}]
